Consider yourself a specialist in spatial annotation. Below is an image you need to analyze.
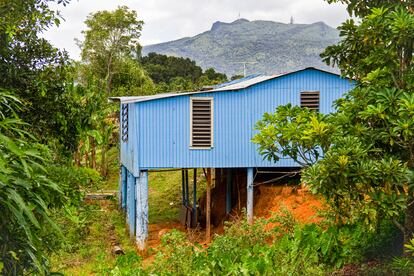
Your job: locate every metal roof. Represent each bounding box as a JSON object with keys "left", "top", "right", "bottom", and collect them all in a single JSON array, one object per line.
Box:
[
  {"left": 109, "top": 67, "right": 342, "bottom": 104},
  {"left": 212, "top": 74, "right": 262, "bottom": 89}
]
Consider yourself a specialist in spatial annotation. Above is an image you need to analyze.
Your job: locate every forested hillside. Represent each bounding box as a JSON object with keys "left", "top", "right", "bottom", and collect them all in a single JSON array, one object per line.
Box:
[{"left": 142, "top": 19, "right": 340, "bottom": 76}]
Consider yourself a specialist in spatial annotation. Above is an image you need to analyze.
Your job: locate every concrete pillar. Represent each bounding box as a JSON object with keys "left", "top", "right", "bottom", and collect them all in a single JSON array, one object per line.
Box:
[
  {"left": 127, "top": 171, "right": 136, "bottom": 238},
  {"left": 136, "top": 171, "right": 149, "bottom": 250},
  {"left": 247, "top": 167, "right": 254, "bottom": 224},
  {"left": 121, "top": 166, "right": 127, "bottom": 209}
]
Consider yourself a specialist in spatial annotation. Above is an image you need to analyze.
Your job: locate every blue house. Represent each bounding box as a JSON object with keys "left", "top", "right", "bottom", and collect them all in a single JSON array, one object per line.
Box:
[{"left": 111, "top": 67, "right": 354, "bottom": 249}]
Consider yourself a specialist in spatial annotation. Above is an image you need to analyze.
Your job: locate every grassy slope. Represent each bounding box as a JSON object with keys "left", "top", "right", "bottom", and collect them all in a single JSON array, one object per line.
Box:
[{"left": 51, "top": 161, "right": 207, "bottom": 274}]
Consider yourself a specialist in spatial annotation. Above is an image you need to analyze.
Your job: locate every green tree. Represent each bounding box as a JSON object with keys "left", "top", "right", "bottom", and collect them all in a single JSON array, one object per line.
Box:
[
  {"left": 0, "top": 0, "right": 82, "bottom": 154},
  {"left": 141, "top": 52, "right": 203, "bottom": 84},
  {"left": 141, "top": 53, "right": 228, "bottom": 92},
  {"left": 76, "top": 6, "right": 154, "bottom": 176},
  {"left": 79, "top": 6, "right": 153, "bottom": 96},
  {"left": 254, "top": 2, "right": 414, "bottom": 249},
  {"left": 201, "top": 68, "right": 228, "bottom": 84}
]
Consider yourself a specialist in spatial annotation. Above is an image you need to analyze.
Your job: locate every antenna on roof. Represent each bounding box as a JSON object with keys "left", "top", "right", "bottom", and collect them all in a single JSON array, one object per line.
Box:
[{"left": 232, "top": 61, "right": 258, "bottom": 77}]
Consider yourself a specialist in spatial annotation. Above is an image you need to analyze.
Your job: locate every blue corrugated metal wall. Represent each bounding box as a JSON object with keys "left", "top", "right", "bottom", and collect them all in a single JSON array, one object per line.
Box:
[
  {"left": 121, "top": 68, "right": 354, "bottom": 172},
  {"left": 121, "top": 103, "right": 140, "bottom": 176}
]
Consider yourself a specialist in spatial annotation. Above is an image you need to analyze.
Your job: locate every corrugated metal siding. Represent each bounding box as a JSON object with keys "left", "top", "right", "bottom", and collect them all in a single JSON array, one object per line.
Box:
[
  {"left": 120, "top": 103, "right": 140, "bottom": 176},
  {"left": 122, "top": 68, "right": 354, "bottom": 170}
]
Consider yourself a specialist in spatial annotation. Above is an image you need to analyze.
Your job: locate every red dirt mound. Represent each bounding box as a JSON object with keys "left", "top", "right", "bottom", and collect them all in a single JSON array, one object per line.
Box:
[{"left": 254, "top": 185, "right": 324, "bottom": 224}]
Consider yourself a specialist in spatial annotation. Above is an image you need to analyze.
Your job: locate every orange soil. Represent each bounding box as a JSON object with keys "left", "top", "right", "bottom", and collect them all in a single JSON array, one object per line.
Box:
[
  {"left": 144, "top": 185, "right": 324, "bottom": 250},
  {"left": 140, "top": 184, "right": 325, "bottom": 267},
  {"left": 254, "top": 185, "right": 324, "bottom": 224}
]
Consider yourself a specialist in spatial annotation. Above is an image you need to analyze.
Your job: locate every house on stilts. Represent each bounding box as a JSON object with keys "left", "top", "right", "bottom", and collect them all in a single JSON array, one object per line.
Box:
[{"left": 110, "top": 67, "right": 354, "bottom": 249}]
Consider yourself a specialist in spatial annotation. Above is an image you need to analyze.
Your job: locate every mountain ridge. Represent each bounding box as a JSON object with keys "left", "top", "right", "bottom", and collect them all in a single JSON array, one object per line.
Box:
[{"left": 142, "top": 19, "right": 340, "bottom": 76}]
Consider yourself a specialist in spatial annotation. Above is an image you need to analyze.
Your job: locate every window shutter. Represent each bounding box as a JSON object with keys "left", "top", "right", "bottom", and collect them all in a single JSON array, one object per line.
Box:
[
  {"left": 121, "top": 104, "right": 128, "bottom": 142},
  {"left": 191, "top": 98, "right": 213, "bottom": 148},
  {"left": 300, "top": 91, "right": 320, "bottom": 111}
]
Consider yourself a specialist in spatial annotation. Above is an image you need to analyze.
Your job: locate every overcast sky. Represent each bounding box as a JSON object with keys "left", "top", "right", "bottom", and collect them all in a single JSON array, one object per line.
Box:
[{"left": 43, "top": 0, "right": 349, "bottom": 60}]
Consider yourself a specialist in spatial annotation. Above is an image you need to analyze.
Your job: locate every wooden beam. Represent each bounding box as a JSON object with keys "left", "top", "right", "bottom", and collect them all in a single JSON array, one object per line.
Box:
[
  {"left": 181, "top": 170, "right": 185, "bottom": 205},
  {"left": 206, "top": 168, "right": 212, "bottom": 243},
  {"left": 226, "top": 169, "right": 233, "bottom": 215},
  {"left": 185, "top": 169, "right": 189, "bottom": 206}
]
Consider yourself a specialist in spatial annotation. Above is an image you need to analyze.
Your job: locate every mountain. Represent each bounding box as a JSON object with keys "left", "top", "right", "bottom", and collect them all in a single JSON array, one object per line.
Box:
[{"left": 142, "top": 19, "right": 340, "bottom": 77}]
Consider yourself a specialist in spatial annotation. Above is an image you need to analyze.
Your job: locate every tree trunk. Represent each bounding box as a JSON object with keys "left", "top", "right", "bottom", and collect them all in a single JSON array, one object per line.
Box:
[
  {"left": 84, "top": 151, "right": 89, "bottom": 167},
  {"left": 101, "top": 146, "right": 107, "bottom": 177},
  {"left": 90, "top": 137, "right": 96, "bottom": 169}
]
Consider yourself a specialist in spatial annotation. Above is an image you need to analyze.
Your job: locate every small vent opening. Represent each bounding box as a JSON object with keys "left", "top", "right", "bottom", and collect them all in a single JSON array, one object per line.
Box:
[
  {"left": 191, "top": 98, "right": 213, "bottom": 148},
  {"left": 121, "top": 104, "right": 128, "bottom": 142},
  {"left": 300, "top": 91, "right": 320, "bottom": 111}
]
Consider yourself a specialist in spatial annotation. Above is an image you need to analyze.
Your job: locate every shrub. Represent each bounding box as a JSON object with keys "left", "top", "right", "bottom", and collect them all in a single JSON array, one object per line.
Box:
[{"left": 47, "top": 165, "right": 104, "bottom": 204}]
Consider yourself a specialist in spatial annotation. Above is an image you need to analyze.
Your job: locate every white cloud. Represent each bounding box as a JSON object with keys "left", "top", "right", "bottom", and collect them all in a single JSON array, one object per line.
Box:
[{"left": 42, "top": 0, "right": 349, "bottom": 60}]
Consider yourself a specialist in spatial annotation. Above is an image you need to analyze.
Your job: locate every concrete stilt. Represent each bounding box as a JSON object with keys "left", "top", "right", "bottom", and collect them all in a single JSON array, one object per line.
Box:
[
  {"left": 247, "top": 167, "right": 254, "bottom": 224},
  {"left": 136, "top": 171, "right": 149, "bottom": 250},
  {"left": 121, "top": 166, "right": 127, "bottom": 210},
  {"left": 127, "top": 171, "right": 136, "bottom": 237}
]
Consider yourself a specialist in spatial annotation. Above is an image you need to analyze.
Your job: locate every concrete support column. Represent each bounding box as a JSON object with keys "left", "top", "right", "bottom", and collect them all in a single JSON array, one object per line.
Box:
[
  {"left": 126, "top": 171, "right": 136, "bottom": 238},
  {"left": 247, "top": 167, "right": 254, "bottom": 224},
  {"left": 121, "top": 166, "right": 127, "bottom": 209},
  {"left": 136, "top": 171, "right": 149, "bottom": 250}
]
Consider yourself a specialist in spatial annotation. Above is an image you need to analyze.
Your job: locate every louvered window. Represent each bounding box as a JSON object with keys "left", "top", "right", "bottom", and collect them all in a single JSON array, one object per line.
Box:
[
  {"left": 190, "top": 98, "right": 213, "bottom": 148},
  {"left": 300, "top": 91, "right": 320, "bottom": 111},
  {"left": 121, "top": 104, "right": 128, "bottom": 142}
]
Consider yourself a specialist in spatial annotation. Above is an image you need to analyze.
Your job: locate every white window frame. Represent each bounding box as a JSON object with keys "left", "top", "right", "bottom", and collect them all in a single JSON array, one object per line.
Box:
[{"left": 190, "top": 97, "right": 214, "bottom": 149}]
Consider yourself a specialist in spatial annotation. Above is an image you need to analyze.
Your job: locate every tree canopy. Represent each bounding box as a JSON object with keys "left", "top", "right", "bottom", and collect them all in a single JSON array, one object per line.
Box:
[
  {"left": 141, "top": 52, "right": 228, "bottom": 92},
  {"left": 0, "top": 0, "right": 82, "bottom": 154},
  {"left": 254, "top": 0, "right": 414, "bottom": 250},
  {"left": 78, "top": 6, "right": 153, "bottom": 96}
]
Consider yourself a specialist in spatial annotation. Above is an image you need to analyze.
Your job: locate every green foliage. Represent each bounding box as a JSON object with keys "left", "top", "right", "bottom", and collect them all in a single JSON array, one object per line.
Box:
[
  {"left": 325, "top": 0, "right": 414, "bottom": 17},
  {"left": 78, "top": 6, "right": 154, "bottom": 96},
  {"left": 404, "top": 236, "right": 414, "bottom": 256},
  {"left": 0, "top": 91, "right": 66, "bottom": 274},
  {"left": 145, "top": 213, "right": 394, "bottom": 275},
  {"left": 141, "top": 53, "right": 228, "bottom": 92},
  {"left": 0, "top": 0, "right": 84, "bottom": 155},
  {"left": 322, "top": 5, "right": 414, "bottom": 87},
  {"left": 253, "top": 104, "right": 333, "bottom": 166},
  {"left": 141, "top": 52, "right": 203, "bottom": 84},
  {"left": 107, "top": 251, "right": 144, "bottom": 275},
  {"left": 231, "top": 74, "right": 245, "bottom": 81},
  {"left": 201, "top": 68, "right": 228, "bottom": 85},
  {"left": 256, "top": 1, "right": 414, "bottom": 248},
  {"left": 391, "top": 256, "right": 414, "bottom": 275},
  {"left": 48, "top": 165, "right": 104, "bottom": 202}
]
